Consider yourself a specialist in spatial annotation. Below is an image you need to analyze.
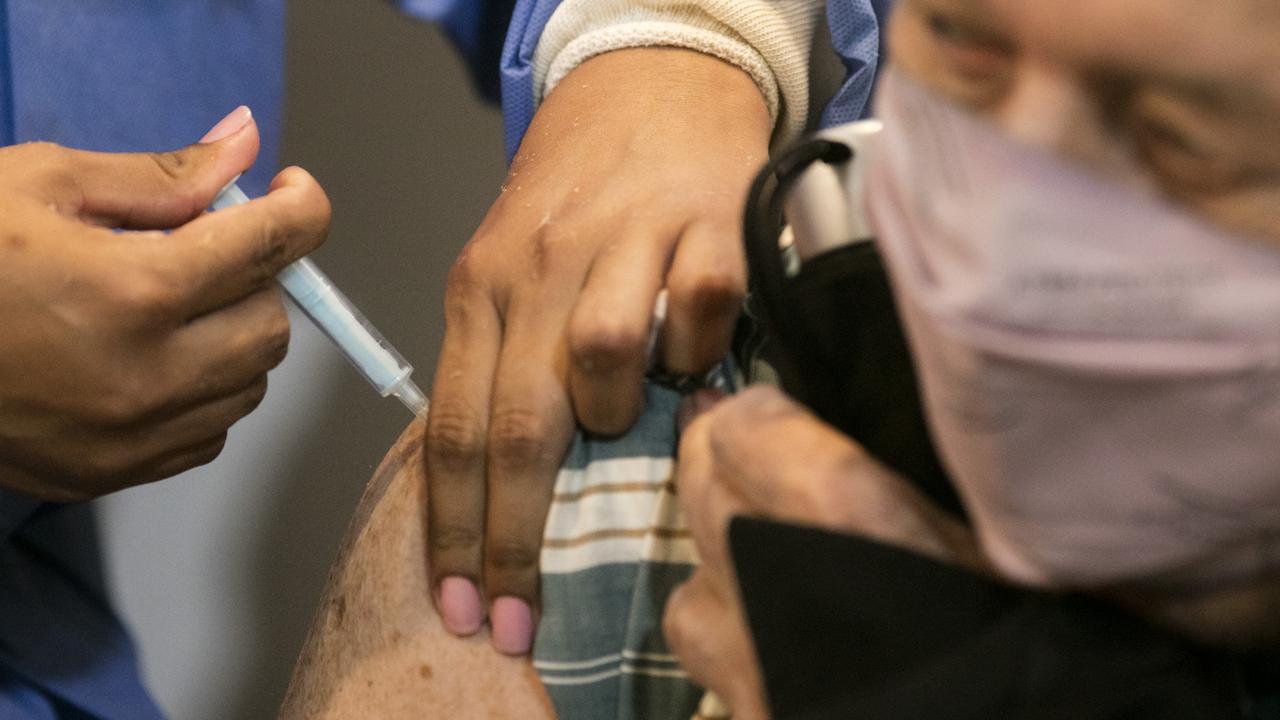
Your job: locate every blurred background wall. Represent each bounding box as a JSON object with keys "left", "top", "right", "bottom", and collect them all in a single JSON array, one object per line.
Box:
[{"left": 96, "top": 2, "right": 507, "bottom": 717}]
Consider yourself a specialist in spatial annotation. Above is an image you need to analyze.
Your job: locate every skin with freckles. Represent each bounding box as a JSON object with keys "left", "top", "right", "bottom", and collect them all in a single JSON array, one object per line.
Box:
[
  {"left": 425, "top": 46, "right": 772, "bottom": 654},
  {"left": 279, "top": 422, "right": 554, "bottom": 720},
  {"left": 0, "top": 109, "right": 331, "bottom": 500}
]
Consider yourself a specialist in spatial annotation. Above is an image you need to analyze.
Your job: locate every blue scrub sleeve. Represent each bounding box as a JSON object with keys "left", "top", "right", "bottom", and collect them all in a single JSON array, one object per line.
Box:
[
  {"left": 6, "top": 1, "right": 286, "bottom": 197},
  {"left": 0, "top": 2, "right": 14, "bottom": 146},
  {"left": 391, "top": 0, "right": 518, "bottom": 103},
  {"left": 395, "top": 0, "right": 563, "bottom": 161},
  {"left": 822, "top": 0, "right": 891, "bottom": 127},
  {"left": 497, "top": 0, "right": 563, "bottom": 161}
]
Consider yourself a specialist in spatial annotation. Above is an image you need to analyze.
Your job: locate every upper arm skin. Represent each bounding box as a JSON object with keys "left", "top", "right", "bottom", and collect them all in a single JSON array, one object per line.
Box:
[{"left": 279, "top": 421, "right": 556, "bottom": 719}]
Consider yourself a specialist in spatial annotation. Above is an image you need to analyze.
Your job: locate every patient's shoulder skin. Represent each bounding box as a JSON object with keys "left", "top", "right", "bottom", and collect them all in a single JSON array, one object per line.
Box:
[{"left": 279, "top": 422, "right": 556, "bottom": 719}]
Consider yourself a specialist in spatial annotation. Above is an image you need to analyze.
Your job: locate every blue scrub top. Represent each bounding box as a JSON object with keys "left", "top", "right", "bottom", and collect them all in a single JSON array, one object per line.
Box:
[
  {"left": 0, "top": 2, "right": 512, "bottom": 717},
  {"left": 0, "top": 3, "right": 285, "bottom": 716}
]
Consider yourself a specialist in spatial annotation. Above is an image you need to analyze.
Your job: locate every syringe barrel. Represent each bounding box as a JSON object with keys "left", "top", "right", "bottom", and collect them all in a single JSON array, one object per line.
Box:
[
  {"left": 277, "top": 258, "right": 413, "bottom": 395},
  {"left": 210, "top": 183, "right": 413, "bottom": 396}
]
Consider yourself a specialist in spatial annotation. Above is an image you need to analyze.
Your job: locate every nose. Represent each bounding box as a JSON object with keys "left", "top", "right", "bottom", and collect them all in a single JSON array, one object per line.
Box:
[{"left": 996, "top": 60, "right": 1136, "bottom": 180}]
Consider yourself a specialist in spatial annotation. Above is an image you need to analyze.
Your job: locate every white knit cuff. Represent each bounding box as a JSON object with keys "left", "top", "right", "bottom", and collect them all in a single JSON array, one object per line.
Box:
[
  {"left": 533, "top": 0, "right": 825, "bottom": 148},
  {"left": 543, "top": 21, "right": 780, "bottom": 126}
]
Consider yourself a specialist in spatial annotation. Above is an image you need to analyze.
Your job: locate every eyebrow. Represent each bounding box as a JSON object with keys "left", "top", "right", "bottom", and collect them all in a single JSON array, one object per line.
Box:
[{"left": 916, "top": 0, "right": 1011, "bottom": 30}]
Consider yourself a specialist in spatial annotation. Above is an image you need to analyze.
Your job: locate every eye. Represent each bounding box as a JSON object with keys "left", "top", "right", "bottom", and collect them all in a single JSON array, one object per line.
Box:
[
  {"left": 925, "top": 13, "right": 980, "bottom": 45},
  {"left": 923, "top": 11, "right": 1014, "bottom": 65},
  {"left": 1129, "top": 102, "right": 1245, "bottom": 196},
  {"left": 918, "top": 8, "right": 1016, "bottom": 98}
]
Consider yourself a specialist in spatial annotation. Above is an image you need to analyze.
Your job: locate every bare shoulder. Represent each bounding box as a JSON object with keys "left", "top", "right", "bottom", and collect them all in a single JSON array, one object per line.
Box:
[{"left": 279, "top": 422, "right": 556, "bottom": 719}]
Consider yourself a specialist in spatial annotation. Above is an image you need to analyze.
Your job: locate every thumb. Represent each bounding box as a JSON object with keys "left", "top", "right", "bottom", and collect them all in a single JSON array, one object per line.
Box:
[{"left": 52, "top": 106, "right": 260, "bottom": 229}]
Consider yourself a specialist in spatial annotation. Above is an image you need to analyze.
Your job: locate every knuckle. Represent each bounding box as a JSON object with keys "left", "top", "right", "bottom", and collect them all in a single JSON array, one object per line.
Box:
[
  {"left": 442, "top": 249, "right": 491, "bottom": 315},
  {"left": 144, "top": 148, "right": 206, "bottom": 214},
  {"left": 238, "top": 377, "right": 270, "bottom": 418},
  {"left": 89, "top": 392, "right": 135, "bottom": 426},
  {"left": 670, "top": 268, "right": 745, "bottom": 319},
  {"left": 191, "top": 434, "right": 229, "bottom": 468},
  {"left": 147, "top": 149, "right": 191, "bottom": 183},
  {"left": 259, "top": 301, "right": 292, "bottom": 367},
  {"left": 426, "top": 409, "right": 485, "bottom": 473},
  {"left": 485, "top": 541, "right": 540, "bottom": 576},
  {"left": 76, "top": 445, "right": 134, "bottom": 486},
  {"left": 445, "top": 249, "right": 480, "bottom": 289},
  {"left": 91, "top": 378, "right": 158, "bottom": 426},
  {"left": 108, "top": 270, "right": 181, "bottom": 322},
  {"left": 487, "top": 407, "right": 552, "bottom": 468},
  {"left": 278, "top": 168, "right": 333, "bottom": 247},
  {"left": 304, "top": 180, "right": 333, "bottom": 241},
  {"left": 430, "top": 521, "right": 482, "bottom": 553},
  {"left": 250, "top": 209, "right": 290, "bottom": 281},
  {"left": 22, "top": 141, "right": 71, "bottom": 179},
  {"left": 570, "top": 317, "right": 647, "bottom": 374}
]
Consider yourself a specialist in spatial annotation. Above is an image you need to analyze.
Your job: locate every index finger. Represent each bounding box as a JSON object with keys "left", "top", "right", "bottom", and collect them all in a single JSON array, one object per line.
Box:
[
  {"left": 156, "top": 166, "right": 331, "bottom": 319},
  {"left": 675, "top": 409, "right": 750, "bottom": 588}
]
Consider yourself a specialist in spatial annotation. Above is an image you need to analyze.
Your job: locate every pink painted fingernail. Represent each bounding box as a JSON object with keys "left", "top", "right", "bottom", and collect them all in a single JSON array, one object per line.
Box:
[
  {"left": 439, "top": 576, "right": 484, "bottom": 636},
  {"left": 491, "top": 596, "right": 534, "bottom": 655},
  {"left": 199, "top": 106, "right": 253, "bottom": 144}
]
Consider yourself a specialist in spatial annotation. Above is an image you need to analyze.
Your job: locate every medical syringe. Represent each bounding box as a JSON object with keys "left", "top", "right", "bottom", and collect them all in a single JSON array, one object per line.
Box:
[{"left": 211, "top": 184, "right": 429, "bottom": 418}]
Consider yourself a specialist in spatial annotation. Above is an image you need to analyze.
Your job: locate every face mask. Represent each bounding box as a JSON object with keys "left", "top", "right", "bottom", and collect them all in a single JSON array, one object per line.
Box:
[{"left": 862, "top": 68, "right": 1280, "bottom": 591}]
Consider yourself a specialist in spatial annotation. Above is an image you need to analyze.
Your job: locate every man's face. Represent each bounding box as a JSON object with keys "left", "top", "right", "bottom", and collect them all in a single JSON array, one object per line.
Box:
[{"left": 888, "top": 0, "right": 1280, "bottom": 243}]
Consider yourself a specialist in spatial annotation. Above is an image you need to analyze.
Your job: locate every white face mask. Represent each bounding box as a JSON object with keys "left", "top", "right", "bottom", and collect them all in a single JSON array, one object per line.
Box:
[{"left": 861, "top": 68, "right": 1280, "bottom": 591}]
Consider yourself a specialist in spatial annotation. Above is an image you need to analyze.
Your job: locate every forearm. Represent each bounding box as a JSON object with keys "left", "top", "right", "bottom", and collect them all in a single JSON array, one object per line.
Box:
[{"left": 279, "top": 422, "right": 554, "bottom": 719}]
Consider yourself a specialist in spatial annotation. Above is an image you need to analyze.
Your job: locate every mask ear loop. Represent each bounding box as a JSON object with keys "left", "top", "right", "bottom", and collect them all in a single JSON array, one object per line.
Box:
[{"left": 742, "top": 138, "right": 854, "bottom": 412}]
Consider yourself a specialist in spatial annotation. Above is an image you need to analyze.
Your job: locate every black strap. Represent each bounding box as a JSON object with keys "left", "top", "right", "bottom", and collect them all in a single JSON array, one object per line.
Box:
[{"left": 741, "top": 138, "right": 963, "bottom": 516}]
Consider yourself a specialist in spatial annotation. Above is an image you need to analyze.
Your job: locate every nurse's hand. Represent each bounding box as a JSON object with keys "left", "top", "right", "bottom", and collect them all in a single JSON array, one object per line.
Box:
[
  {"left": 664, "top": 387, "right": 983, "bottom": 716},
  {"left": 0, "top": 108, "right": 331, "bottom": 501},
  {"left": 426, "top": 47, "right": 772, "bottom": 654}
]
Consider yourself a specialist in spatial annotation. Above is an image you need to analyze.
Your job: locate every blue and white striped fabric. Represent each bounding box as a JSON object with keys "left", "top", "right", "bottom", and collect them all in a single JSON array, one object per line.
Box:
[{"left": 533, "top": 384, "right": 704, "bottom": 720}]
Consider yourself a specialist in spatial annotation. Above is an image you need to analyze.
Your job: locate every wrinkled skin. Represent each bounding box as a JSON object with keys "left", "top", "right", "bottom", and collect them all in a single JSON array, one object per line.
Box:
[{"left": 665, "top": 387, "right": 981, "bottom": 716}]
